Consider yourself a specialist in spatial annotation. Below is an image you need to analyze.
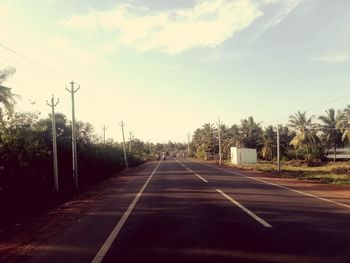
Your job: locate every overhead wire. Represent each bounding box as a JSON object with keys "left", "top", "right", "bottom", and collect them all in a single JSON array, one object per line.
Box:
[
  {"left": 274, "top": 93, "right": 350, "bottom": 125},
  {"left": 0, "top": 55, "right": 61, "bottom": 82},
  {"left": 0, "top": 44, "right": 96, "bottom": 105},
  {"left": 0, "top": 43, "right": 71, "bottom": 81}
]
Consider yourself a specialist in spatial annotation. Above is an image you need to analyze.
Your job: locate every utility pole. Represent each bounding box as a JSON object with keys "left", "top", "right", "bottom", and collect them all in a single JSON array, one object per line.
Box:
[
  {"left": 120, "top": 121, "right": 129, "bottom": 169},
  {"left": 277, "top": 124, "right": 281, "bottom": 173},
  {"left": 102, "top": 125, "right": 107, "bottom": 144},
  {"left": 65, "top": 81, "right": 80, "bottom": 191},
  {"left": 46, "top": 95, "right": 59, "bottom": 193},
  {"left": 217, "top": 117, "right": 222, "bottom": 165},
  {"left": 128, "top": 131, "right": 133, "bottom": 152},
  {"left": 209, "top": 123, "right": 212, "bottom": 157},
  {"left": 187, "top": 132, "right": 191, "bottom": 157},
  {"left": 148, "top": 139, "right": 151, "bottom": 154}
]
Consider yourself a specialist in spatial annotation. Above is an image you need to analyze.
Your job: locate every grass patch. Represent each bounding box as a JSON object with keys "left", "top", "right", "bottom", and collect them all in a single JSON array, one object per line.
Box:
[{"left": 228, "top": 161, "right": 350, "bottom": 185}]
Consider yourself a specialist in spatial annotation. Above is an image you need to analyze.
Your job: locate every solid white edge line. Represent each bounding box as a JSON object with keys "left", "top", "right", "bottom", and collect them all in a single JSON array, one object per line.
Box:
[
  {"left": 91, "top": 161, "right": 161, "bottom": 263},
  {"left": 195, "top": 173, "right": 208, "bottom": 183},
  {"left": 199, "top": 161, "right": 350, "bottom": 210},
  {"left": 216, "top": 189, "right": 272, "bottom": 228}
]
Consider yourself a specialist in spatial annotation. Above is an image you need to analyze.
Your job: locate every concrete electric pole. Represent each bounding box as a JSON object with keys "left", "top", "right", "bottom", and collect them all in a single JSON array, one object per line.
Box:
[
  {"left": 120, "top": 121, "right": 129, "bottom": 169},
  {"left": 217, "top": 118, "right": 222, "bottom": 165},
  {"left": 65, "top": 81, "right": 80, "bottom": 191},
  {"left": 46, "top": 95, "right": 59, "bottom": 193},
  {"left": 102, "top": 125, "right": 107, "bottom": 144},
  {"left": 277, "top": 124, "right": 281, "bottom": 173},
  {"left": 187, "top": 132, "right": 191, "bottom": 157},
  {"left": 148, "top": 139, "right": 151, "bottom": 154},
  {"left": 128, "top": 131, "right": 133, "bottom": 152}
]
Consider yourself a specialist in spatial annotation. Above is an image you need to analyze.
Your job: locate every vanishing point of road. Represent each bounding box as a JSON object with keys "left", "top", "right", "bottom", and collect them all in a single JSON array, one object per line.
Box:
[{"left": 10, "top": 158, "right": 350, "bottom": 263}]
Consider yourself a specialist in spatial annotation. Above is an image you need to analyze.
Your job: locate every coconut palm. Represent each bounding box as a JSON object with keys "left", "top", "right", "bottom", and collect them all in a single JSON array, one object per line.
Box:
[
  {"left": 239, "top": 116, "right": 262, "bottom": 148},
  {"left": 288, "top": 111, "right": 319, "bottom": 159},
  {"left": 192, "top": 123, "right": 216, "bottom": 158},
  {"left": 340, "top": 105, "right": 350, "bottom": 143},
  {"left": 318, "top": 108, "right": 343, "bottom": 161},
  {"left": 0, "top": 67, "right": 18, "bottom": 119},
  {"left": 259, "top": 126, "right": 276, "bottom": 161}
]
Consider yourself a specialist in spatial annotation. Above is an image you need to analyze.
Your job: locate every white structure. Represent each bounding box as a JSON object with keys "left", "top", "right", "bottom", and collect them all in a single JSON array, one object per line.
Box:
[{"left": 231, "top": 147, "right": 257, "bottom": 165}]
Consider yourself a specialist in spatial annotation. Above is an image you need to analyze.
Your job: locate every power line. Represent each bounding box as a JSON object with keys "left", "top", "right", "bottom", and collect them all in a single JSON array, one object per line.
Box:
[
  {"left": 275, "top": 93, "right": 350, "bottom": 125},
  {"left": 0, "top": 55, "right": 61, "bottom": 82},
  {"left": 304, "top": 94, "right": 350, "bottom": 112},
  {"left": 0, "top": 43, "right": 71, "bottom": 81}
]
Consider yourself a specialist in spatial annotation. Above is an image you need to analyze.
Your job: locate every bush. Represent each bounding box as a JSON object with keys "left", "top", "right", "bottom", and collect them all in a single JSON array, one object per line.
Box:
[
  {"left": 0, "top": 112, "right": 146, "bottom": 226},
  {"left": 331, "top": 167, "right": 350, "bottom": 175}
]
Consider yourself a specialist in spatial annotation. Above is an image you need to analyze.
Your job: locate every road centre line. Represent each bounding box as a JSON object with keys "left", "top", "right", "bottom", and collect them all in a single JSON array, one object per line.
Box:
[
  {"left": 216, "top": 189, "right": 272, "bottom": 228},
  {"left": 177, "top": 160, "right": 191, "bottom": 171},
  {"left": 177, "top": 160, "right": 208, "bottom": 183},
  {"left": 199, "top": 162, "right": 350, "bottom": 210},
  {"left": 91, "top": 161, "right": 161, "bottom": 263},
  {"left": 177, "top": 159, "right": 270, "bottom": 227},
  {"left": 195, "top": 173, "right": 208, "bottom": 183}
]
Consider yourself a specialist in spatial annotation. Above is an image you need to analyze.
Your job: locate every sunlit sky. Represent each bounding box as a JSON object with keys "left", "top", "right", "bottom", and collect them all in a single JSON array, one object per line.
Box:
[{"left": 0, "top": 0, "right": 349, "bottom": 143}]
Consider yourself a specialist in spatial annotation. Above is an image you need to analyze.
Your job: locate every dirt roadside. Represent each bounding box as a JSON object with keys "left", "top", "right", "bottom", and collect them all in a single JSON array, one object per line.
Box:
[{"left": 0, "top": 178, "right": 113, "bottom": 262}]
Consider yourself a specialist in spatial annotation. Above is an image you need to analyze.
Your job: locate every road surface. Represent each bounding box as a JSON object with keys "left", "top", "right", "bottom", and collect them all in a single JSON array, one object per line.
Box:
[{"left": 5, "top": 158, "right": 350, "bottom": 262}]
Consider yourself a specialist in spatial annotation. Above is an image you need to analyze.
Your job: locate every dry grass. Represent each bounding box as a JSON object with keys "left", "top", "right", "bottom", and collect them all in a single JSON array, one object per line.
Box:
[{"left": 226, "top": 161, "right": 350, "bottom": 185}]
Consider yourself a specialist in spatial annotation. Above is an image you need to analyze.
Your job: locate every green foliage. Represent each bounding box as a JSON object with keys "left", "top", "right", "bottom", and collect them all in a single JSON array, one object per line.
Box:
[
  {"left": 340, "top": 105, "right": 350, "bottom": 143},
  {"left": 240, "top": 116, "right": 262, "bottom": 149},
  {"left": 288, "top": 111, "right": 321, "bottom": 160},
  {"left": 259, "top": 126, "right": 276, "bottom": 161},
  {"left": 0, "top": 109, "right": 147, "bottom": 225},
  {"left": 192, "top": 123, "right": 216, "bottom": 157},
  {"left": 191, "top": 106, "right": 350, "bottom": 162},
  {"left": 0, "top": 67, "right": 19, "bottom": 120},
  {"left": 318, "top": 108, "right": 343, "bottom": 161}
]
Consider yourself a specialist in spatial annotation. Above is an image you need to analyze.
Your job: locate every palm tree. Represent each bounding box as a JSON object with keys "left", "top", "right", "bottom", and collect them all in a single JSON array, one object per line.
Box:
[
  {"left": 288, "top": 111, "right": 319, "bottom": 159},
  {"left": 192, "top": 123, "right": 216, "bottom": 159},
  {"left": 318, "top": 108, "right": 343, "bottom": 162},
  {"left": 259, "top": 126, "right": 276, "bottom": 161},
  {"left": 0, "top": 67, "right": 17, "bottom": 120},
  {"left": 340, "top": 105, "right": 350, "bottom": 143},
  {"left": 239, "top": 116, "right": 262, "bottom": 148}
]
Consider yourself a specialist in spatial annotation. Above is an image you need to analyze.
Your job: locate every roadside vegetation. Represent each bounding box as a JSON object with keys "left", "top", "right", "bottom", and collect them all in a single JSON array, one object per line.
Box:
[
  {"left": 0, "top": 67, "right": 153, "bottom": 227},
  {"left": 233, "top": 161, "right": 350, "bottom": 185},
  {"left": 190, "top": 104, "right": 350, "bottom": 185}
]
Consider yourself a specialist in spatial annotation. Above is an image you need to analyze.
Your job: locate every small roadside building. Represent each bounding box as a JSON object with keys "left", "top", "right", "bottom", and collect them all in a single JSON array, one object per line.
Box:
[{"left": 231, "top": 147, "right": 257, "bottom": 165}]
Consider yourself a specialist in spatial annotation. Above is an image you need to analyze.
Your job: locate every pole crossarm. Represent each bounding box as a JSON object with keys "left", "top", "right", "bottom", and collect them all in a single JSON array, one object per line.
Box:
[{"left": 46, "top": 95, "right": 60, "bottom": 107}]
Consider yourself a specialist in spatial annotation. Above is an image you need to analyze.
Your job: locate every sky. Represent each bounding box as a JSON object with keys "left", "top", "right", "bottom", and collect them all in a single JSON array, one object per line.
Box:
[{"left": 0, "top": 0, "right": 349, "bottom": 143}]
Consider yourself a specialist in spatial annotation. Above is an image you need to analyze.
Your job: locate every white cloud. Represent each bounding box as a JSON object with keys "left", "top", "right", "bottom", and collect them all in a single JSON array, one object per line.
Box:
[
  {"left": 62, "top": 0, "right": 262, "bottom": 54},
  {"left": 264, "top": 0, "right": 302, "bottom": 27},
  {"left": 249, "top": 0, "right": 302, "bottom": 42},
  {"left": 262, "top": 0, "right": 282, "bottom": 4},
  {"left": 311, "top": 52, "right": 350, "bottom": 64}
]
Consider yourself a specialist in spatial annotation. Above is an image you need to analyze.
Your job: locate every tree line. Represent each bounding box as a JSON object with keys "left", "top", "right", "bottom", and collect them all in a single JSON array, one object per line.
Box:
[
  {"left": 0, "top": 67, "right": 151, "bottom": 225},
  {"left": 191, "top": 109, "right": 350, "bottom": 163}
]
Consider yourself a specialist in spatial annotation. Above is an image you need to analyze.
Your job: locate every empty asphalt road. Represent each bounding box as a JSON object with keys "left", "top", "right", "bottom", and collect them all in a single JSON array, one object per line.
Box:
[{"left": 14, "top": 158, "right": 350, "bottom": 262}]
